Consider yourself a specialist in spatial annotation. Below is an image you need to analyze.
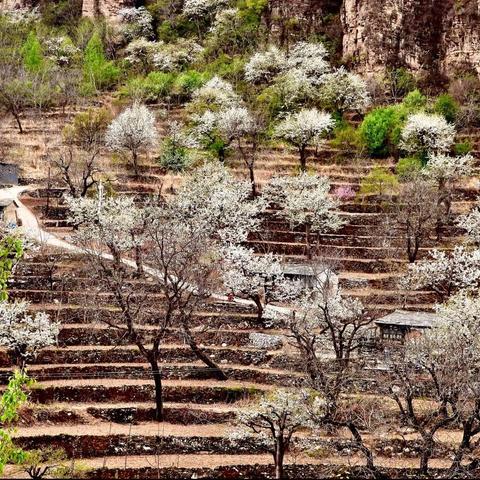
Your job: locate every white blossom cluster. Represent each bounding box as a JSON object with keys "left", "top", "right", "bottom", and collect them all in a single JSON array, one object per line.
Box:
[
  {"left": 404, "top": 246, "right": 480, "bottom": 298},
  {"left": 182, "top": 0, "right": 228, "bottom": 19},
  {"left": 209, "top": 8, "right": 239, "bottom": 35},
  {"left": 44, "top": 36, "right": 80, "bottom": 66},
  {"left": 249, "top": 332, "right": 283, "bottom": 350},
  {"left": 152, "top": 39, "right": 203, "bottom": 72},
  {"left": 173, "top": 162, "right": 265, "bottom": 244},
  {"left": 221, "top": 245, "right": 299, "bottom": 307},
  {"left": 405, "top": 291, "right": 480, "bottom": 406},
  {"left": 458, "top": 198, "right": 480, "bottom": 246},
  {"left": 4, "top": 7, "right": 40, "bottom": 24},
  {"left": 118, "top": 7, "right": 154, "bottom": 40},
  {"left": 317, "top": 67, "right": 371, "bottom": 112},
  {"left": 105, "top": 103, "right": 158, "bottom": 156},
  {"left": 235, "top": 388, "right": 317, "bottom": 444},
  {"left": 423, "top": 153, "right": 474, "bottom": 184},
  {"left": 245, "top": 41, "right": 329, "bottom": 85},
  {"left": 244, "top": 42, "right": 370, "bottom": 112},
  {"left": 124, "top": 39, "right": 160, "bottom": 68},
  {"left": 191, "top": 105, "right": 255, "bottom": 147},
  {"left": 191, "top": 76, "right": 240, "bottom": 108},
  {"left": 264, "top": 173, "right": 343, "bottom": 232},
  {"left": 400, "top": 113, "right": 455, "bottom": 156},
  {"left": 274, "top": 108, "right": 335, "bottom": 150},
  {"left": 0, "top": 301, "right": 59, "bottom": 365},
  {"left": 244, "top": 45, "right": 286, "bottom": 83},
  {"left": 66, "top": 193, "right": 144, "bottom": 251}
]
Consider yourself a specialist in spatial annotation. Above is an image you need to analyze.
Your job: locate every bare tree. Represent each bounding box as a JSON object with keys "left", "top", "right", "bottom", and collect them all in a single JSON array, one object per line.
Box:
[
  {"left": 390, "top": 177, "right": 439, "bottom": 262},
  {"left": 51, "top": 146, "right": 99, "bottom": 198}
]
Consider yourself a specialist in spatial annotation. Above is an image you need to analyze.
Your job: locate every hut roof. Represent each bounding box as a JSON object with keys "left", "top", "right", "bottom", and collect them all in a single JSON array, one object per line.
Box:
[{"left": 374, "top": 310, "right": 443, "bottom": 329}]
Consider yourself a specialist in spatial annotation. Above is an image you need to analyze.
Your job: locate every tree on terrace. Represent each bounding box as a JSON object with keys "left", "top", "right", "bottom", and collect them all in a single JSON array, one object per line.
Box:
[
  {"left": 423, "top": 153, "right": 474, "bottom": 240},
  {"left": 105, "top": 103, "right": 158, "bottom": 175},
  {"left": 388, "top": 292, "right": 480, "bottom": 475},
  {"left": 234, "top": 389, "right": 315, "bottom": 479},
  {"left": 220, "top": 245, "right": 298, "bottom": 322},
  {"left": 67, "top": 166, "right": 262, "bottom": 420},
  {"left": 264, "top": 173, "right": 343, "bottom": 259},
  {"left": 273, "top": 108, "right": 335, "bottom": 171},
  {"left": 0, "top": 301, "right": 59, "bottom": 371},
  {"left": 285, "top": 266, "right": 379, "bottom": 473}
]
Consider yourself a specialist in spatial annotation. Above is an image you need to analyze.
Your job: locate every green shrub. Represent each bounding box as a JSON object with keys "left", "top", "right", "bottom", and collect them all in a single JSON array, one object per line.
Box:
[
  {"left": 173, "top": 70, "right": 209, "bottom": 98},
  {"left": 359, "top": 106, "right": 401, "bottom": 157},
  {"left": 359, "top": 166, "right": 399, "bottom": 197},
  {"left": 120, "top": 72, "right": 175, "bottom": 102},
  {"left": 454, "top": 141, "right": 472, "bottom": 156},
  {"left": 22, "top": 31, "right": 44, "bottom": 72},
  {"left": 41, "top": 0, "right": 82, "bottom": 29},
  {"left": 434, "top": 93, "right": 459, "bottom": 123},
  {"left": 82, "top": 31, "right": 120, "bottom": 93},
  {"left": 402, "top": 89, "right": 427, "bottom": 111},
  {"left": 396, "top": 157, "right": 422, "bottom": 181}
]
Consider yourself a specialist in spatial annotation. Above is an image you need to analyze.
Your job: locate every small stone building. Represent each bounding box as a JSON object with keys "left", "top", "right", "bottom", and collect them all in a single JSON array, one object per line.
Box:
[{"left": 375, "top": 310, "right": 443, "bottom": 342}]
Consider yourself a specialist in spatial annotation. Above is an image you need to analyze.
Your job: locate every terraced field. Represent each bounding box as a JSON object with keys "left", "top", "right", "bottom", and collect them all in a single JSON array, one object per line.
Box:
[{"left": 1, "top": 105, "right": 479, "bottom": 478}]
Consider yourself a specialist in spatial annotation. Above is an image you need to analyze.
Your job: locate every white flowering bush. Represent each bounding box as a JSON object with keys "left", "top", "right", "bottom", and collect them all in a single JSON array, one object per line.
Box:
[
  {"left": 264, "top": 173, "right": 343, "bottom": 232},
  {"left": 105, "top": 103, "right": 158, "bottom": 174},
  {"left": 5, "top": 7, "right": 40, "bottom": 24},
  {"left": 274, "top": 108, "right": 335, "bottom": 169},
  {"left": 403, "top": 246, "right": 480, "bottom": 301},
  {"left": 318, "top": 67, "right": 370, "bottom": 112},
  {"left": 124, "top": 39, "right": 160, "bottom": 70},
  {"left": 66, "top": 193, "right": 143, "bottom": 251},
  {"left": 0, "top": 301, "right": 59, "bottom": 369},
  {"left": 191, "top": 105, "right": 255, "bottom": 160},
  {"left": 152, "top": 39, "right": 203, "bottom": 72},
  {"left": 400, "top": 113, "right": 455, "bottom": 159},
  {"left": 191, "top": 76, "right": 240, "bottom": 108},
  {"left": 118, "top": 7, "right": 154, "bottom": 40},
  {"left": 423, "top": 153, "right": 474, "bottom": 185},
  {"left": 286, "top": 41, "right": 330, "bottom": 84},
  {"left": 183, "top": 0, "right": 228, "bottom": 19},
  {"left": 244, "top": 45, "right": 287, "bottom": 84},
  {"left": 44, "top": 36, "right": 80, "bottom": 66}
]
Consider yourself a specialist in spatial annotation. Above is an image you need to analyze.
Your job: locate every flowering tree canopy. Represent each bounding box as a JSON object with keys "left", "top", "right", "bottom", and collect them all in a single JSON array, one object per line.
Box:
[
  {"left": 273, "top": 108, "right": 335, "bottom": 170},
  {"left": 264, "top": 173, "right": 343, "bottom": 232},
  {"left": 244, "top": 45, "right": 287, "bottom": 84},
  {"left": 234, "top": 388, "right": 317, "bottom": 480},
  {"left": 174, "top": 162, "right": 265, "bottom": 244},
  {"left": 403, "top": 246, "right": 480, "bottom": 301},
  {"left": 221, "top": 245, "right": 299, "bottom": 321},
  {"left": 118, "top": 7, "right": 154, "bottom": 40},
  {"left": 191, "top": 76, "right": 240, "bottom": 109},
  {"left": 318, "top": 67, "right": 371, "bottom": 113},
  {"left": 105, "top": 103, "right": 157, "bottom": 174},
  {"left": 0, "top": 301, "right": 59, "bottom": 369},
  {"left": 423, "top": 153, "right": 474, "bottom": 186},
  {"left": 400, "top": 113, "right": 455, "bottom": 159},
  {"left": 458, "top": 199, "right": 480, "bottom": 246}
]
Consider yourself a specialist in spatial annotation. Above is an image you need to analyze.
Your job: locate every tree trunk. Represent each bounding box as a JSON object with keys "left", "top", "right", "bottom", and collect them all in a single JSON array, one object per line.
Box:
[
  {"left": 248, "top": 164, "right": 257, "bottom": 197},
  {"left": 181, "top": 320, "right": 228, "bottom": 380},
  {"left": 132, "top": 150, "right": 139, "bottom": 176},
  {"left": 149, "top": 357, "right": 164, "bottom": 422},
  {"left": 12, "top": 110, "right": 23, "bottom": 134},
  {"left": 252, "top": 294, "right": 264, "bottom": 322},
  {"left": 420, "top": 435, "right": 434, "bottom": 475},
  {"left": 305, "top": 223, "right": 312, "bottom": 260},
  {"left": 274, "top": 440, "right": 285, "bottom": 479},
  {"left": 299, "top": 146, "right": 307, "bottom": 172}
]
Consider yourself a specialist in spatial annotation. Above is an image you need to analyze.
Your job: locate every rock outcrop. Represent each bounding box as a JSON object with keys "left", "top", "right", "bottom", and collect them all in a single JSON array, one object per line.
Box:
[{"left": 341, "top": 0, "right": 480, "bottom": 79}]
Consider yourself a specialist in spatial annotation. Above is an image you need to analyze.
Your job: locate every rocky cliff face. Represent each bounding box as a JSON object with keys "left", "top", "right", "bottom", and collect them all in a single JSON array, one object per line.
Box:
[{"left": 341, "top": 0, "right": 480, "bottom": 79}]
